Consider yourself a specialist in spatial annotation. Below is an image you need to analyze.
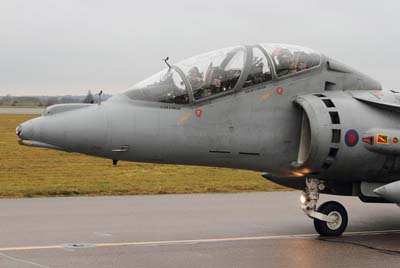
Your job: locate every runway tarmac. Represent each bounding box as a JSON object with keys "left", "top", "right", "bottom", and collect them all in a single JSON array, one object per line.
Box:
[
  {"left": 0, "top": 108, "right": 44, "bottom": 114},
  {"left": 0, "top": 192, "right": 399, "bottom": 268}
]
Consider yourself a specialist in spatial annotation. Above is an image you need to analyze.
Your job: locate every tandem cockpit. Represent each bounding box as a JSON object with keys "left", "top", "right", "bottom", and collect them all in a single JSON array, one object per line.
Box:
[{"left": 124, "top": 44, "right": 322, "bottom": 104}]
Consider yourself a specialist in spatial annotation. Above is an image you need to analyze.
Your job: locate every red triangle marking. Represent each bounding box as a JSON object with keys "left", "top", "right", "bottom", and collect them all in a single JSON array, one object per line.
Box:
[{"left": 362, "top": 136, "right": 374, "bottom": 145}]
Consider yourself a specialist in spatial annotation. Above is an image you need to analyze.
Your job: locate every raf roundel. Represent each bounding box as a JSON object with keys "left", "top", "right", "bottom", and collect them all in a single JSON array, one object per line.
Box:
[{"left": 345, "top": 129, "right": 359, "bottom": 147}]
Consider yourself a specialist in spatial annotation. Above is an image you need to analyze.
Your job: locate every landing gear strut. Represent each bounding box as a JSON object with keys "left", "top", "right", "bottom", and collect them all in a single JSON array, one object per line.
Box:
[{"left": 301, "top": 178, "right": 348, "bottom": 236}]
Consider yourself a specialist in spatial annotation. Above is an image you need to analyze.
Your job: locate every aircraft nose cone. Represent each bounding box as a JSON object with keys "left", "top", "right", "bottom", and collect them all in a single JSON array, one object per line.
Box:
[
  {"left": 16, "top": 120, "right": 36, "bottom": 141},
  {"left": 16, "top": 125, "right": 22, "bottom": 138}
]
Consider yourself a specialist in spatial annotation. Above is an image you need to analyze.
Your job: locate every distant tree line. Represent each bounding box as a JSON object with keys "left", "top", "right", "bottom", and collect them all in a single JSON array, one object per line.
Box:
[{"left": 0, "top": 91, "right": 112, "bottom": 107}]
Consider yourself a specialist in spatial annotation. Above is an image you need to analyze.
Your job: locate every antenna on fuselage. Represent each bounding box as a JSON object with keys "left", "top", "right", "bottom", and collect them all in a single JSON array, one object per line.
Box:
[
  {"left": 163, "top": 57, "right": 171, "bottom": 69},
  {"left": 98, "top": 90, "right": 103, "bottom": 105}
]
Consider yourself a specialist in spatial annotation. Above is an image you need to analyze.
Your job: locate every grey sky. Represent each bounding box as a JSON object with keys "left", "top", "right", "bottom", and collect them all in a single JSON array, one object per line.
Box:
[{"left": 1, "top": 0, "right": 399, "bottom": 96}]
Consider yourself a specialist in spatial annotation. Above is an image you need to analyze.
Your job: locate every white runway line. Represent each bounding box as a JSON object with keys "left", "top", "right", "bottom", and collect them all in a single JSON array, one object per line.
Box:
[
  {"left": 0, "top": 229, "right": 399, "bottom": 252},
  {"left": 0, "top": 253, "right": 51, "bottom": 268}
]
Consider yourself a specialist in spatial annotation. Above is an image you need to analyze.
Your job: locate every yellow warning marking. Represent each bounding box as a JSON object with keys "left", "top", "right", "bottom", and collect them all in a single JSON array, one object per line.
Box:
[
  {"left": 260, "top": 91, "right": 273, "bottom": 101},
  {"left": 177, "top": 113, "right": 192, "bottom": 124},
  {"left": 0, "top": 245, "right": 64, "bottom": 252},
  {"left": 1, "top": 230, "right": 400, "bottom": 252}
]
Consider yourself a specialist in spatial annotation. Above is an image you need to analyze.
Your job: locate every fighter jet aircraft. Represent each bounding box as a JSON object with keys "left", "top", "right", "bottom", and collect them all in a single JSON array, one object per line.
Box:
[{"left": 16, "top": 43, "right": 400, "bottom": 236}]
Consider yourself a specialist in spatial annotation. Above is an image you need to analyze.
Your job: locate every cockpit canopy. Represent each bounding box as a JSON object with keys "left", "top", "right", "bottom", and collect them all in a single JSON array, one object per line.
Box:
[
  {"left": 262, "top": 44, "right": 321, "bottom": 77},
  {"left": 124, "top": 44, "right": 321, "bottom": 104},
  {"left": 178, "top": 46, "right": 245, "bottom": 101}
]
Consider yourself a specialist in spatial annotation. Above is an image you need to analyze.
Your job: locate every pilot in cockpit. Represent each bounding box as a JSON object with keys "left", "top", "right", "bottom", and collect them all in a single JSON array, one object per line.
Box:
[
  {"left": 188, "top": 67, "right": 204, "bottom": 90},
  {"left": 272, "top": 48, "right": 296, "bottom": 76},
  {"left": 248, "top": 57, "right": 265, "bottom": 84},
  {"left": 295, "top": 51, "right": 310, "bottom": 71}
]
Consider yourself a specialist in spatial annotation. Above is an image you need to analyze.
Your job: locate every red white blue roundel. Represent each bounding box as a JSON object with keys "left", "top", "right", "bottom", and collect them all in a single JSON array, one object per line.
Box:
[{"left": 345, "top": 129, "right": 359, "bottom": 147}]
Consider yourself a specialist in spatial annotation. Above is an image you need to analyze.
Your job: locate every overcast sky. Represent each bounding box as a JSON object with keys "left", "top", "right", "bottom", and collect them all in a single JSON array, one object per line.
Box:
[{"left": 1, "top": 0, "right": 399, "bottom": 96}]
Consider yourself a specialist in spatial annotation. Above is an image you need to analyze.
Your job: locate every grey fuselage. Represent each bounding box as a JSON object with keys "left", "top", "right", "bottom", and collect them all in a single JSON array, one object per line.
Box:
[{"left": 19, "top": 45, "right": 399, "bottom": 191}]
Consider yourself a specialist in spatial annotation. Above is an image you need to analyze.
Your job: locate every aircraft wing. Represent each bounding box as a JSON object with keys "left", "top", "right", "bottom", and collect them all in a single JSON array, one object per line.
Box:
[{"left": 350, "top": 90, "right": 400, "bottom": 112}]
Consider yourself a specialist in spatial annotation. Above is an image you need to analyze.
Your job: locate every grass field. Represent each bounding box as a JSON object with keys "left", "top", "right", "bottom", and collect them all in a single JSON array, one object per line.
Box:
[{"left": 0, "top": 114, "right": 288, "bottom": 198}]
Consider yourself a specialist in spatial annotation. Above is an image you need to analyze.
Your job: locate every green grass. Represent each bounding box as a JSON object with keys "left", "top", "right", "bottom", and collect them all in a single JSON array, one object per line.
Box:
[{"left": 0, "top": 114, "right": 288, "bottom": 198}]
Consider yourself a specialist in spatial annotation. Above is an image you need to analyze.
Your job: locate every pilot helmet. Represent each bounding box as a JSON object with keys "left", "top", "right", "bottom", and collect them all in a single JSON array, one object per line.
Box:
[
  {"left": 273, "top": 48, "right": 292, "bottom": 69},
  {"left": 188, "top": 67, "right": 202, "bottom": 78}
]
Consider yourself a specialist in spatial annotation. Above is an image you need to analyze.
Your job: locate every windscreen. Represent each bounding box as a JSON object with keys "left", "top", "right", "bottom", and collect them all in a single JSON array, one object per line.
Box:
[{"left": 124, "top": 68, "right": 189, "bottom": 104}]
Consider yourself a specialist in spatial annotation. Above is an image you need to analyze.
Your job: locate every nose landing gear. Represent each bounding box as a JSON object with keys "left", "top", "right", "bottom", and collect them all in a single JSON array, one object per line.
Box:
[{"left": 301, "top": 178, "right": 348, "bottom": 236}]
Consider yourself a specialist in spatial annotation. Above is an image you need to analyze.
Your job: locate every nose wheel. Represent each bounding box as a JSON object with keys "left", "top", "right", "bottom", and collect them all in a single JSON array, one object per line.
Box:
[
  {"left": 301, "top": 178, "right": 348, "bottom": 236},
  {"left": 313, "top": 201, "right": 348, "bottom": 236}
]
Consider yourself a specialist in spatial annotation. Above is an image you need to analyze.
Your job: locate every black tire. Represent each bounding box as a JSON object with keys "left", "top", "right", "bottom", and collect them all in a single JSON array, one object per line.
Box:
[{"left": 313, "top": 201, "right": 348, "bottom": 237}]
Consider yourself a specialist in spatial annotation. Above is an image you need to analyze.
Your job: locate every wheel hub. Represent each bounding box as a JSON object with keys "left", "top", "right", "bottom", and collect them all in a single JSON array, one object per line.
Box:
[{"left": 326, "top": 211, "right": 342, "bottom": 230}]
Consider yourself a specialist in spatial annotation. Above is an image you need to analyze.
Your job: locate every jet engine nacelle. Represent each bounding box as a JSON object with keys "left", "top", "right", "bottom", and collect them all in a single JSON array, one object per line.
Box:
[{"left": 292, "top": 91, "right": 400, "bottom": 179}]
